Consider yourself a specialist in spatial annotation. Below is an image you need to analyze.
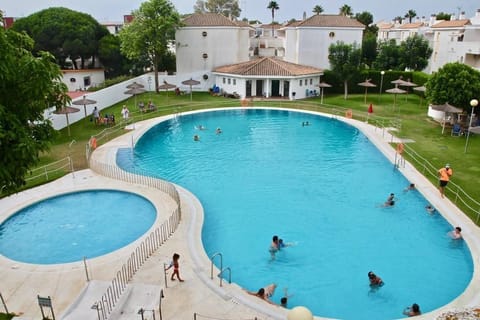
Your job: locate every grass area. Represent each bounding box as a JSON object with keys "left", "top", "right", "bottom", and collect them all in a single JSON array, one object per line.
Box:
[
  {"left": 8, "top": 89, "right": 480, "bottom": 221},
  {"left": 0, "top": 313, "right": 15, "bottom": 320}
]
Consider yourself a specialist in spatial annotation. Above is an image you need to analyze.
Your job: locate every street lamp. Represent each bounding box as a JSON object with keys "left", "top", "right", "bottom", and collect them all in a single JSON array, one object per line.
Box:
[
  {"left": 464, "top": 98, "right": 478, "bottom": 153},
  {"left": 379, "top": 71, "right": 385, "bottom": 102}
]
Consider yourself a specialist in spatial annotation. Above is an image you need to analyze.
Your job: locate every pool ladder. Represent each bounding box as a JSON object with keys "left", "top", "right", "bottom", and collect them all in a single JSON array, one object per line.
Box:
[{"left": 210, "top": 252, "right": 231, "bottom": 287}]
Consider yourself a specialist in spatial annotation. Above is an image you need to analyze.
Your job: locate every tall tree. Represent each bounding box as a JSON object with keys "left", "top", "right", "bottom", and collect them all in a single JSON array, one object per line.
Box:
[
  {"left": 361, "top": 34, "right": 377, "bottom": 68},
  {"left": 404, "top": 9, "right": 417, "bottom": 23},
  {"left": 267, "top": 1, "right": 279, "bottom": 36},
  {"left": 119, "top": 0, "right": 182, "bottom": 93},
  {"left": 339, "top": 4, "right": 353, "bottom": 17},
  {"left": 312, "top": 5, "right": 324, "bottom": 15},
  {"left": 12, "top": 7, "right": 109, "bottom": 69},
  {"left": 0, "top": 20, "right": 70, "bottom": 191},
  {"left": 425, "top": 63, "right": 480, "bottom": 108},
  {"left": 373, "top": 39, "right": 401, "bottom": 70},
  {"left": 194, "top": 0, "right": 241, "bottom": 18},
  {"left": 328, "top": 41, "right": 363, "bottom": 99},
  {"left": 398, "top": 34, "right": 432, "bottom": 71},
  {"left": 98, "top": 34, "right": 132, "bottom": 78}
]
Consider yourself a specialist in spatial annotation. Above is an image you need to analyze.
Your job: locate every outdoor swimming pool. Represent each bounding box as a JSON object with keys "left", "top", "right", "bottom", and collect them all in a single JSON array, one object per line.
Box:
[
  {"left": 117, "top": 108, "right": 473, "bottom": 320},
  {"left": 0, "top": 190, "right": 156, "bottom": 264}
]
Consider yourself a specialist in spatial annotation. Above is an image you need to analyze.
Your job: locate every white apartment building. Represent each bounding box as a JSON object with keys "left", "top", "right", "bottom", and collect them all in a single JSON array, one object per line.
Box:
[
  {"left": 175, "top": 13, "right": 364, "bottom": 99},
  {"left": 377, "top": 10, "right": 480, "bottom": 73}
]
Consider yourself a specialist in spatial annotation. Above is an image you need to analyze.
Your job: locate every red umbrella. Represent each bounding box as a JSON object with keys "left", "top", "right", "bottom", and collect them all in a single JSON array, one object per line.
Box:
[{"left": 366, "top": 103, "right": 373, "bottom": 122}]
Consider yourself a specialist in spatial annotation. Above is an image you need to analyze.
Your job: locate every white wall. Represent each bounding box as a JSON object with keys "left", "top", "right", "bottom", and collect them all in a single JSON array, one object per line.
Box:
[
  {"left": 284, "top": 27, "right": 363, "bottom": 70},
  {"left": 62, "top": 69, "right": 105, "bottom": 91}
]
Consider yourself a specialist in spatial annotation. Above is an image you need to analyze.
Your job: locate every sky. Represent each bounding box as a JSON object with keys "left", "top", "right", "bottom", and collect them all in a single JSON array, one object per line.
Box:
[{"left": 1, "top": 0, "right": 478, "bottom": 24}]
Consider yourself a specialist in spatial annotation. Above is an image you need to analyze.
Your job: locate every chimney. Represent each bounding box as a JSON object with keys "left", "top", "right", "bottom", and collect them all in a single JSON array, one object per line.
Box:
[
  {"left": 303, "top": 11, "right": 306, "bottom": 20},
  {"left": 477, "top": 9, "right": 480, "bottom": 18},
  {"left": 450, "top": 14, "right": 456, "bottom": 21},
  {"left": 429, "top": 14, "right": 436, "bottom": 26},
  {"left": 459, "top": 11, "right": 466, "bottom": 19}
]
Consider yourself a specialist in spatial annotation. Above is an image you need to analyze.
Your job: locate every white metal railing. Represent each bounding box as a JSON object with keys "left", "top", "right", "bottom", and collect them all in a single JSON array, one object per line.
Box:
[
  {"left": 24, "top": 157, "right": 74, "bottom": 183},
  {"left": 402, "top": 143, "right": 480, "bottom": 222},
  {"left": 88, "top": 160, "right": 181, "bottom": 319}
]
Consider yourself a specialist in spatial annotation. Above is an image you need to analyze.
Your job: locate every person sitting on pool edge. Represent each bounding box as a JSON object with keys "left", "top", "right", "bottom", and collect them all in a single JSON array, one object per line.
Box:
[
  {"left": 246, "top": 283, "right": 277, "bottom": 305},
  {"left": 403, "top": 303, "right": 421, "bottom": 317},
  {"left": 368, "top": 271, "right": 384, "bottom": 286}
]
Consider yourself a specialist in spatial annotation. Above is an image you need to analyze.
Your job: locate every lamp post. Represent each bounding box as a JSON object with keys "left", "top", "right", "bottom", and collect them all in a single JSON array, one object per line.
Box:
[
  {"left": 464, "top": 98, "right": 478, "bottom": 153},
  {"left": 379, "top": 71, "right": 385, "bottom": 103}
]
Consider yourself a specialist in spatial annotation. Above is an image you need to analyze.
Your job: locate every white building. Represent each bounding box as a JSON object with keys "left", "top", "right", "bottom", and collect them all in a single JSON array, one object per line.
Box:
[
  {"left": 212, "top": 56, "right": 323, "bottom": 99},
  {"left": 175, "top": 13, "right": 363, "bottom": 98},
  {"left": 282, "top": 15, "right": 364, "bottom": 70},
  {"left": 376, "top": 10, "right": 480, "bottom": 73},
  {"left": 61, "top": 69, "right": 105, "bottom": 92},
  {"left": 175, "top": 13, "right": 251, "bottom": 90}
]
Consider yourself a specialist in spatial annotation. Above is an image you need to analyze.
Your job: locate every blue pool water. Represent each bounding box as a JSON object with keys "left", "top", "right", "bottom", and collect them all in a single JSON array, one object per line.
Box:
[
  {"left": 117, "top": 109, "right": 473, "bottom": 320},
  {"left": 0, "top": 190, "right": 156, "bottom": 264}
]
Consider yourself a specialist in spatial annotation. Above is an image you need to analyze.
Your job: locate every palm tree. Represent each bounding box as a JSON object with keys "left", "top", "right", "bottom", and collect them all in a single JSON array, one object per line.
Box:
[
  {"left": 405, "top": 9, "right": 417, "bottom": 23},
  {"left": 313, "top": 5, "right": 324, "bottom": 15},
  {"left": 267, "top": 1, "right": 279, "bottom": 37},
  {"left": 339, "top": 4, "right": 352, "bottom": 17}
]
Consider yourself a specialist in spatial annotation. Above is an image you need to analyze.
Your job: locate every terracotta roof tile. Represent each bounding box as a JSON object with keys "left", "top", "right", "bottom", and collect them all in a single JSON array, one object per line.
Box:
[
  {"left": 399, "top": 22, "right": 424, "bottom": 29},
  {"left": 213, "top": 57, "right": 323, "bottom": 77},
  {"left": 289, "top": 14, "right": 365, "bottom": 28},
  {"left": 431, "top": 19, "right": 470, "bottom": 28},
  {"left": 182, "top": 13, "right": 241, "bottom": 27}
]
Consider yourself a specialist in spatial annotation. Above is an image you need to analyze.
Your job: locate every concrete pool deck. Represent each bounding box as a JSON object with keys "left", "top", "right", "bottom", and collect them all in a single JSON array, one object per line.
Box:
[{"left": 1, "top": 107, "right": 479, "bottom": 320}]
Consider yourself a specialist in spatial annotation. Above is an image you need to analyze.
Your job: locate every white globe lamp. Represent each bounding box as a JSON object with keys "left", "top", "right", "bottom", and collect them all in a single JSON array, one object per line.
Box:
[{"left": 287, "top": 306, "right": 314, "bottom": 320}]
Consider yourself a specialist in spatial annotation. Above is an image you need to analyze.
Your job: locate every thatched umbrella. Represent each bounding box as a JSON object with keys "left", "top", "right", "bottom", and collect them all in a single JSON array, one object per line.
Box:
[
  {"left": 181, "top": 78, "right": 201, "bottom": 101},
  {"left": 430, "top": 103, "right": 463, "bottom": 134},
  {"left": 398, "top": 79, "right": 418, "bottom": 101},
  {"left": 126, "top": 82, "right": 145, "bottom": 89},
  {"left": 124, "top": 87, "right": 146, "bottom": 108},
  {"left": 158, "top": 82, "right": 177, "bottom": 103},
  {"left": 385, "top": 85, "right": 407, "bottom": 111},
  {"left": 72, "top": 95, "right": 97, "bottom": 120},
  {"left": 357, "top": 79, "right": 377, "bottom": 104},
  {"left": 53, "top": 106, "right": 80, "bottom": 136},
  {"left": 317, "top": 82, "right": 332, "bottom": 104},
  {"left": 391, "top": 78, "right": 409, "bottom": 86}
]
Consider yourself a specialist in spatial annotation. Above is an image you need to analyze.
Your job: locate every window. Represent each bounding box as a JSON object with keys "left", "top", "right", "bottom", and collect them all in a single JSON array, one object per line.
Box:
[
  {"left": 202, "top": 53, "right": 208, "bottom": 59},
  {"left": 202, "top": 31, "right": 208, "bottom": 37},
  {"left": 329, "top": 32, "right": 335, "bottom": 38},
  {"left": 228, "top": 78, "right": 231, "bottom": 85},
  {"left": 310, "top": 79, "right": 313, "bottom": 85},
  {"left": 233, "top": 79, "right": 236, "bottom": 85},
  {"left": 300, "top": 80, "right": 303, "bottom": 86},
  {"left": 223, "top": 78, "right": 226, "bottom": 84}
]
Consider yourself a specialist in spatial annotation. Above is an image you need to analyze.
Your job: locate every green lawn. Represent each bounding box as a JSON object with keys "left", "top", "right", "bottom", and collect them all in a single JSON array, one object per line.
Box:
[{"left": 6, "top": 90, "right": 480, "bottom": 222}]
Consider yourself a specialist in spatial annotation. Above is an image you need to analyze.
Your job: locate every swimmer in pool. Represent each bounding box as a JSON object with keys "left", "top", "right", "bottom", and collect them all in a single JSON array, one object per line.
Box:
[
  {"left": 425, "top": 204, "right": 435, "bottom": 214},
  {"left": 368, "top": 271, "right": 384, "bottom": 287},
  {"left": 382, "top": 193, "right": 395, "bottom": 207},
  {"left": 269, "top": 235, "right": 279, "bottom": 258},
  {"left": 449, "top": 226, "right": 462, "bottom": 240}
]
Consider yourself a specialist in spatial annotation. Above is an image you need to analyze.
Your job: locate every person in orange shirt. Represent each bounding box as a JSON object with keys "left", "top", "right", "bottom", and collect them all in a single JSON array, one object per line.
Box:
[{"left": 438, "top": 164, "right": 453, "bottom": 198}]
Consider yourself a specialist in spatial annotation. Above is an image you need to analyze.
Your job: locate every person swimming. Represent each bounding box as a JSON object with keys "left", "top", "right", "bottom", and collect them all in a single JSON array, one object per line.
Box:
[
  {"left": 368, "top": 271, "right": 384, "bottom": 286},
  {"left": 269, "top": 235, "right": 279, "bottom": 258},
  {"left": 383, "top": 193, "right": 395, "bottom": 207}
]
